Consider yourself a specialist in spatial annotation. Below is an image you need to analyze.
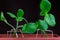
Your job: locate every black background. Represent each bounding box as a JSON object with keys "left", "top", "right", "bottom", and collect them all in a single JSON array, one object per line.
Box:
[{"left": 0, "top": 0, "right": 60, "bottom": 35}]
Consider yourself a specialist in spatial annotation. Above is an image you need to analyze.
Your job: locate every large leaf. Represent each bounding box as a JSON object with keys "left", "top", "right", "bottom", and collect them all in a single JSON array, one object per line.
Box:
[
  {"left": 37, "top": 20, "right": 48, "bottom": 31},
  {"left": 44, "top": 13, "right": 56, "bottom": 27},
  {"left": 1, "top": 12, "right": 6, "bottom": 21},
  {"left": 16, "top": 17, "right": 23, "bottom": 21},
  {"left": 22, "top": 23, "right": 37, "bottom": 34},
  {"left": 40, "top": 0, "right": 51, "bottom": 13},
  {"left": 17, "top": 9, "right": 24, "bottom": 17},
  {"left": 7, "top": 12, "right": 16, "bottom": 18}
]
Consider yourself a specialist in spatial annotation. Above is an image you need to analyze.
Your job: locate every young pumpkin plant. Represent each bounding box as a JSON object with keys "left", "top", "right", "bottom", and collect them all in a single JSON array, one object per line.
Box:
[
  {"left": 0, "top": 10, "right": 38, "bottom": 38},
  {"left": 39, "top": 0, "right": 56, "bottom": 36},
  {"left": 21, "top": 0, "right": 56, "bottom": 37},
  {"left": 0, "top": 9, "right": 29, "bottom": 38},
  {"left": 21, "top": 0, "right": 55, "bottom": 37},
  {"left": 7, "top": 9, "right": 37, "bottom": 34}
]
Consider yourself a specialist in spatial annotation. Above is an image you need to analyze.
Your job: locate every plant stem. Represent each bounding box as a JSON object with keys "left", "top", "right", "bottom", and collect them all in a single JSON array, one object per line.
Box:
[
  {"left": 4, "top": 20, "right": 15, "bottom": 30},
  {"left": 15, "top": 21, "right": 19, "bottom": 38},
  {"left": 41, "top": 30, "right": 48, "bottom": 37},
  {"left": 16, "top": 21, "right": 19, "bottom": 29},
  {"left": 43, "top": 31, "right": 48, "bottom": 37},
  {"left": 13, "top": 30, "right": 18, "bottom": 38},
  {"left": 17, "top": 25, "right": 23, "bottom": 29},
  {"left": 16, "top": 17, "right": 28, "bottom": 29},
  {"left": 23, "top": 17, "right": 28, "bottom": 24},
  {"left": 16, "top": 32, "right": 18, "bottom": 38},
  {"left": 4, "top": 20, "right": 18, "bottom": 38}
]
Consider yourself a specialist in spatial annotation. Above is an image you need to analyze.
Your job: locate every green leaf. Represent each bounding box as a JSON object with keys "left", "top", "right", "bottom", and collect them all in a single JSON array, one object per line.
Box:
[
  {"left": 37, "top": 20, "right": 48, "bottom": 31},
  {"left": 44, "top": 13, "right": 56, "bottom": 27},
  {"left": 22, "top": 23, "right": 37, "bottom": 34},
  {"left": 1, "top": 12, "right": 6, "bottom": 21},
  {"left": 17, "top": 9, "right": 24, "bottom": 17},
  {"left": 7, "top": 12, "right": 16, "bottom": 18},
  {"left": 16, "top": 17, "right": 23, "bottom": 21},
  {"left": 40, "top": 0, "right": 51, "bottom": 13}
]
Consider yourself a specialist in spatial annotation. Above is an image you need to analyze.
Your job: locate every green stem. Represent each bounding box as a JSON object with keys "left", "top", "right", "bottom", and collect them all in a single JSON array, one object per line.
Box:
[
  {"left": 16, "top": 17, "right": 28, "bottom": 29},
  {"left": 4, "top": 20, "right": 15, "bottom": 30},
  {"left": 17, "top": 25, "right": 23, "bottom": 29},
  {"left": 4, "top": 20, "right": 18, "bottom": 38},
  {"left": 23, "top": 18, "right": 28, "bottom": 24},
  {"left": 16, "top": 21, "right": 19, "bottom": 29},
  {"left": 15, "top": 20, "right": 19, "bottom": 38}
]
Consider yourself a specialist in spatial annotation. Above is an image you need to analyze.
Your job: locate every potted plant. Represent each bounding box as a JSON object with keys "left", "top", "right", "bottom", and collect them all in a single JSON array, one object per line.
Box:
[{"left": 0, "top": 0, "right": 60, "bottom": 40}]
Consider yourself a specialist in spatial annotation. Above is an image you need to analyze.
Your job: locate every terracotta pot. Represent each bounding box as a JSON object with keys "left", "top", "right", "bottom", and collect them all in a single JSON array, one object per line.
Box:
[{"left": 0, "top": 34, "right": 60, "bottom": 40}]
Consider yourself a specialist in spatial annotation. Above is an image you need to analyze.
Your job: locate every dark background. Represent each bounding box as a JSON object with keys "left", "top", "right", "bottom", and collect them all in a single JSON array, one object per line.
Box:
[{"left": 0, "top": 0, "right": 60, "bottom": 35}]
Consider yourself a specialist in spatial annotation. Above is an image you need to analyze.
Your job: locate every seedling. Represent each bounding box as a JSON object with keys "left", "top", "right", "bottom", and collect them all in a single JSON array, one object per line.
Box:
[
  {"left": 0, "top": 0, "right": 56, "bottom": 38},
  {"left": 22, "top": 0, "right": 56, "bottom": 37},
  {"left": 0, "top": 9, "right": 29, "bottom": 38}
]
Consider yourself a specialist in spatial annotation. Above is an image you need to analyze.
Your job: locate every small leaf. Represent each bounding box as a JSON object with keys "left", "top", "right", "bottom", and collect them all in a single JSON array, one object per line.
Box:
[
  {"left": 40, "top": 0, "right": 51, "bottom": 13},
  {"left": 22, "top": 23, "right": 37, "bottom": 34},
  {"left": 37, "top": 20, "right": 48, "bottom": 31},
  {"left": 44, "top": 13, "right": 56, "bottom": 26},
  {"left": 7, "top": 12, "right": 16, "bottom": 18},
  {"left": 16, "top": 17, "right": 23, "bottom": 21},
  {"left": 17, "top": 9, "right": 24, "bottom": 17},
  {"left": 1, "top": 12, "right": 6, "bottom": 21}
]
